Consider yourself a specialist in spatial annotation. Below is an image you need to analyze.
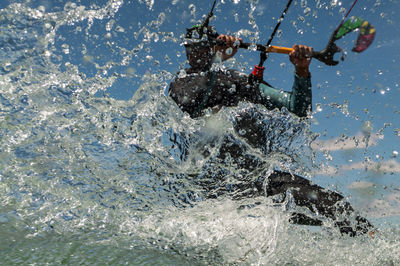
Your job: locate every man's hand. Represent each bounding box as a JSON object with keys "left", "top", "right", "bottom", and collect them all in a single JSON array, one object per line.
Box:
[
  {"left": 213, "top": 34, "right": 242, "bottom": 61},
  {"left": 289, "top": 44, "right": 313, "bottom": 78}
]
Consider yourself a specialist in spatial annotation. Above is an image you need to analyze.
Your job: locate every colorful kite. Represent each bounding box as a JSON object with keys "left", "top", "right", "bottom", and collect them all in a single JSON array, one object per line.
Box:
[{"left": 335, "top": 16, "right": 376, "bottom": 53}]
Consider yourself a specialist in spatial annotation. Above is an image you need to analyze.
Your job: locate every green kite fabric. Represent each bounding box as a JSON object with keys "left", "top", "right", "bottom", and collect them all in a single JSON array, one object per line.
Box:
[{"left": 335, "top": 16, "right": 376, "bottom": 53}]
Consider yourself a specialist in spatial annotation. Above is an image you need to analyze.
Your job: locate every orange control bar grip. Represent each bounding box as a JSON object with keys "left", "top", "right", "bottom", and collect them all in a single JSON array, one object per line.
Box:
[{"left": 267, "top": 45, "right": 294, "bottom": 54}]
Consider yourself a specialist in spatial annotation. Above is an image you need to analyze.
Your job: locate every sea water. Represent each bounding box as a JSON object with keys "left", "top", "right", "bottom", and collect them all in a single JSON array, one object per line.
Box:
[{"left": 0, "top": 1, "right": 399, "bottom": 265}]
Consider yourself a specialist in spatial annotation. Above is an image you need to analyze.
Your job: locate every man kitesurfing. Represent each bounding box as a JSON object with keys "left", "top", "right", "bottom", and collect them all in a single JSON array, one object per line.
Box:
[
  {"left": 168, "top": 0, "right": 376, "bottom": 237},
  {"left": 169, "top": 35, "right": 314, "bottom": 118}
]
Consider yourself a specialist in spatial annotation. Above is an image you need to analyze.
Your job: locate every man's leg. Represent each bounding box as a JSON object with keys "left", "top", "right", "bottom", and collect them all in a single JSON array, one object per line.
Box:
[
  {"left": 264, "top": 171, "right": 374, "bottom": 236},
  {"left": 230, "top": 109, "right": 374, "bottom": 236}
]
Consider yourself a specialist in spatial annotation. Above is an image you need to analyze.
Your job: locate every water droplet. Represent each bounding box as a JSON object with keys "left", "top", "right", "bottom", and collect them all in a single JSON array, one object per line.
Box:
[
  {"left": 106, "top": 19, "right": 115, "bottom": 31},
  {"left": 157, "top": 12, "right": 166, "bottom": 25},
  {"left": 234, "top": 13, "right": 239, "bottom": 23},
  {"left": 374, "top": 0, "right": 382, "bottom": 7},
  {"left": 2, "top": 61, "right": 12, "bottom": 72},
  {"left": 38, "top": 5, "right": 46, "bottom": 12},
  {"left": 378, "top": 69, "right": 383, "bottom": 75},
  {"left": 189, "top": 4, "right": 196, "bottom": 16},
  {"left": 64, "top": 2, "right": 77, "bottom": 11},
  {"left": 61, "top": 43, "right": 70, "bottom": 55},
  {"left": 248, "top": 18, "right": 255, "bottom": 26},
  {"left": 298, "top": 16, "right": 305, "bottom": 22},
  {"left": 363, "top": 121, "right": 373, "bottom": 134},
  {"left": 393, "top": 151, "right": 399, "bottom": 157},
  {"left": 301, "top": 0, "right": 307, "bottom": 8},
  {"left": 228, "top": 84, "right": 236, "bottom": 93},
  {"left": 297, "top": 29, "right": 304, "bottom": 35},
  {"left": 178, "top": 69, "right": 187, "bottom": 78},
  {"left": 304, "top": 7, "right": 311, "bottom": 16},
  {"left": 225, "top": 47, "right": 233, "bottom": 55},
  {"left": 116, "top": 26, "right": 125, "bottom": 33},
  {"left": 280, "top": 62, "right": 286, "bottom": 68},
  {"left": 249, "top": 44, "right": 257, "bottom": 51},
  {"left": 330, "top": 0, "right": 338, "bottom": 7},
  {"left": 277, "top": 29, "right": 283, "bottom": 38},
  {"left": 43, "top": 50, "right": 51, "bottom": 57},
  {"left": 144, "top": 0, "right": 154, "bottom": 10}
]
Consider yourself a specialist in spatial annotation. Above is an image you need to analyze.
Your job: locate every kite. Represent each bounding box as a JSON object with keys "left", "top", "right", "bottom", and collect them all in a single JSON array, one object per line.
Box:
[{"left": 335, "top": 16, "right": 376, "bottom": 53}]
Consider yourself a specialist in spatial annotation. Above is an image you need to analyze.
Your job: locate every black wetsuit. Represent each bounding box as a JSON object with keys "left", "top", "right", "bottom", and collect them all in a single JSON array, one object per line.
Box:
[
  {"left": 169, "top": 52, "right": 312, "bottom": 118},
  {"left": 168, "top": 42, "right": 373, "bottom": 236}
]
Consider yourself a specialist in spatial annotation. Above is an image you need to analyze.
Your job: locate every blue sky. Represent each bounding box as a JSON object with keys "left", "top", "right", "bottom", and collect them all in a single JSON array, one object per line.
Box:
[{"left": 1, "top": 0, "right": 399, "bottom": 220}]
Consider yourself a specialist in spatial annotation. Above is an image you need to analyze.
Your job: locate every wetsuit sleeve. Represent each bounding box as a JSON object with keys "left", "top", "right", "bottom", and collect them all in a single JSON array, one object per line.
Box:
[
  {"left": 290, "top": 74, "right": 312, "bottom": 117},
  {"left": 258, "top": 74, "right": 312, "bottom": 117}
]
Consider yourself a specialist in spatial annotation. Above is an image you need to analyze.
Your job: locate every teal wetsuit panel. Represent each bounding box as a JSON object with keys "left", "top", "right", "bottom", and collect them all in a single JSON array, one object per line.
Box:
[
  {"left": 259, "top": 74, "right": 312, "bottom": 117},
  {"left": 259, "top": 83, "right": 291, "bottom": 109}
]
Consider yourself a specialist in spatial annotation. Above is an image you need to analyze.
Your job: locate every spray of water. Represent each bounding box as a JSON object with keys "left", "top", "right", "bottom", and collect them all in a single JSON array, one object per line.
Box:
[{"left": 0, "top": 1, "right": 399, "bottom": 265}]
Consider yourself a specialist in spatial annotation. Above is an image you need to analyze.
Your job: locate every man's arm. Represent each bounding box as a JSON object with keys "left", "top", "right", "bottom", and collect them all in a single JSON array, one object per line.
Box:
[
  {"left": 290, "top": 74, "right": 312, "bottom": 117},
  {"left": 289, "top": 44, "right": 312, "bottom": 78},
  {"left": 258, "top": 45, "right": 313, "bottom": 117},
  {"left": 289, "top": 45, "right": 313, "bottom": 117},
  {"left": 213, "top": 34, "right": 242, "bottom": 62}
]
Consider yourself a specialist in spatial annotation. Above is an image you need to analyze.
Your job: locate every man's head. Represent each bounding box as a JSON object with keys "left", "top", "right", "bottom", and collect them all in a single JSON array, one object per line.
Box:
[
  {"left": 183, "top": 25, "right": 218, "bottom": 70},
  {"left": 184, "top": 41, "right": 213, "bottom": 69}
]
